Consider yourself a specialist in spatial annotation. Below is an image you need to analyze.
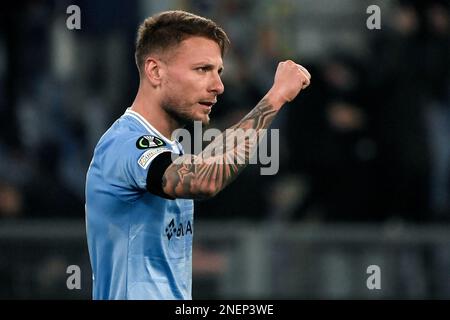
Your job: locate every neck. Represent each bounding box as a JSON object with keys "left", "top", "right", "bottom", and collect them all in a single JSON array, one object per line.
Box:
[{"left": 130, "top": 84, "right": 179, "bottom": 141}]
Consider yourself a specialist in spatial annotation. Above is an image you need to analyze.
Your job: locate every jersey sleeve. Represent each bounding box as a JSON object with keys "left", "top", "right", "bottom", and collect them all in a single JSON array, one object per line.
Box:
[{"left": 102, "top": 133, "right": 177, "bottom": 201}]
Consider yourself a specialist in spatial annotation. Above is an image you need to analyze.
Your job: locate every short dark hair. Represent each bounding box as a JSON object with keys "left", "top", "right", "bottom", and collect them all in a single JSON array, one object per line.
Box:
[{"left": 135, "top": 10, "right": 230, "bottom": 74}]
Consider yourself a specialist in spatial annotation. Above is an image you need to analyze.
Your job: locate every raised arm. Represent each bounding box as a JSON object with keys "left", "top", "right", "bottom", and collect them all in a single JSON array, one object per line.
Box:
[{"left": 162, "top": 60, "right": 311, "bottom": 199}]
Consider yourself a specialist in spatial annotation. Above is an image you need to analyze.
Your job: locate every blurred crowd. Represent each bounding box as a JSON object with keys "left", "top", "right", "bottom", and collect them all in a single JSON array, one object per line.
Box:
[{"left": 0, "top": 0, "right": 449, "bottom": 223}]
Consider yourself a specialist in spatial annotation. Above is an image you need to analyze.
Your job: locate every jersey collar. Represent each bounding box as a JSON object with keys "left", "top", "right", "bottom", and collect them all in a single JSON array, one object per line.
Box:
[{"left": 124, "top": 108, "right": 178, "bottom": 146}]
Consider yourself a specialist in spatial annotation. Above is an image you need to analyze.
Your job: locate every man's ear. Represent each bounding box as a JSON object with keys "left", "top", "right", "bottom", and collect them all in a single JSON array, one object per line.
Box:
[{"left": 144, "top": 57, "right": 164, "bottom": 86}]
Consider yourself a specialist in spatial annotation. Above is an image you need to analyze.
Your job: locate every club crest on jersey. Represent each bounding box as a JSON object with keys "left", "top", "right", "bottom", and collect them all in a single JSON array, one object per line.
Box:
[
  {"left": 165, "top": 218, "right": 193, "bottom": 241},
  {"left": 136, "top": 135, "right": 166, "bottom": 149}
]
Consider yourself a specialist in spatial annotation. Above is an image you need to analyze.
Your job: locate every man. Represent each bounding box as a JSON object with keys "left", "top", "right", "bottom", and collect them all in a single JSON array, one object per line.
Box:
[{"left": 85, "top": 10, "right": 310, "bottom": 300}]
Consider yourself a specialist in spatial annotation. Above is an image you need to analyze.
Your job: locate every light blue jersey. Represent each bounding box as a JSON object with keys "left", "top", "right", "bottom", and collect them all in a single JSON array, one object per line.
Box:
[{"left": 85, "top": 109, "right": 194, "bottom": 300}]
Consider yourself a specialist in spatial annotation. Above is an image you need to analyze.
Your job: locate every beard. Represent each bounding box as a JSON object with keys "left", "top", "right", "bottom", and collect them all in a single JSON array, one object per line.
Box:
[{"left": 161, "top": 96, "right": 210, "bottom": 127}]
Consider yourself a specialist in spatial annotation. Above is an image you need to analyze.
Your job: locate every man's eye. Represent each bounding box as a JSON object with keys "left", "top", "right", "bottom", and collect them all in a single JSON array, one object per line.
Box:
[{"left": 197, "top": 67, "right": 208, "bottom": 73}]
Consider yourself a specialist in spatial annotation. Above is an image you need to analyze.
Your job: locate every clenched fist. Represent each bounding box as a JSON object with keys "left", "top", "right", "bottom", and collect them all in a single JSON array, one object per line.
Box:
[{"left": 265, "top": 60, "right": 311, "bottom": 109}]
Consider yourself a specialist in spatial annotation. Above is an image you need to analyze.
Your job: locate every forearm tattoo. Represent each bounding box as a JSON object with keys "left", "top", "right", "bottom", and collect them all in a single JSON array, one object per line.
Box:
[{"left": 163, "top": 98, "right": 278, "bottom": 199}]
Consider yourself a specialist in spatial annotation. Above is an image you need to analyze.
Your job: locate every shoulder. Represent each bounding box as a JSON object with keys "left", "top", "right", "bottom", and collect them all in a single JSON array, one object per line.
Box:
[
  {"left": 99, "top": 115, "right": 169, "bottom": 151},
  {"left": 93, "top": 114, "right": 176, "bottom": 170}
]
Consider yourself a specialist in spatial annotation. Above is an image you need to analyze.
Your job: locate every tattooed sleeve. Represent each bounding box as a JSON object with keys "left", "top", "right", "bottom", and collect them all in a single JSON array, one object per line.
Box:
[{"left": 162, "top": 98, "right": 278, "bottom": 199}]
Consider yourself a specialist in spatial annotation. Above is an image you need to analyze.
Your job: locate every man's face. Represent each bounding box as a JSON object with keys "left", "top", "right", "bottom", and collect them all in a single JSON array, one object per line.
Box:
[{"left": 159, "top": 36, "right": 225, "bottom": 126}]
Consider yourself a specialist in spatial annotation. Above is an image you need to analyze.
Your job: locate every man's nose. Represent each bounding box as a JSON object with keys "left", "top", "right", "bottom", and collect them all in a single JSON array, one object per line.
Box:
[{"left": 209, "top": 73, "right": 224, "bottom": 95}]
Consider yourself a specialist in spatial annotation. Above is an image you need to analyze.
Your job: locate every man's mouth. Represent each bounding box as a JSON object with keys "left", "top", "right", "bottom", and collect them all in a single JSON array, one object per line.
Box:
[{"left": 198, "top": 101, "right": 216, "bottom": 107}]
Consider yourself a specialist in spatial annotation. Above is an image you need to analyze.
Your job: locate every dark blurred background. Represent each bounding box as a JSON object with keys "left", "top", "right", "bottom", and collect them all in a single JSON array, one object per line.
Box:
[{"left": 0, "top": 0, "right": 449, "bottom": 299}]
